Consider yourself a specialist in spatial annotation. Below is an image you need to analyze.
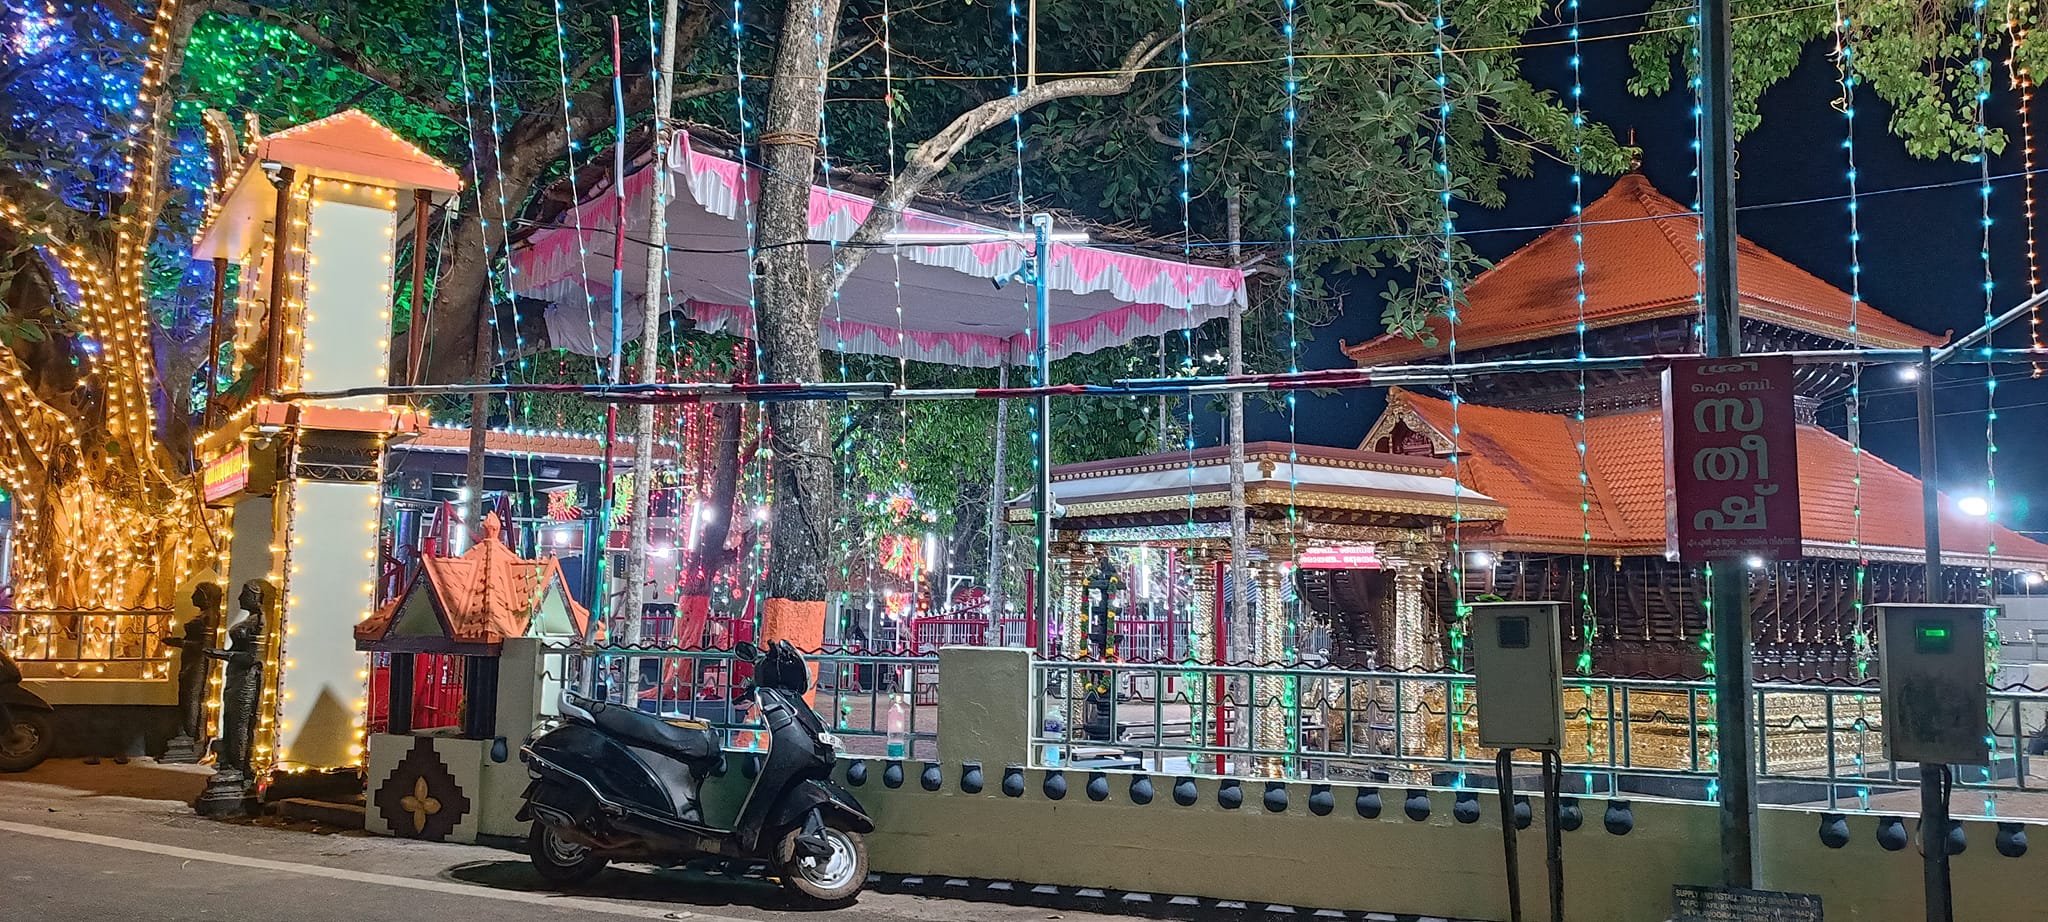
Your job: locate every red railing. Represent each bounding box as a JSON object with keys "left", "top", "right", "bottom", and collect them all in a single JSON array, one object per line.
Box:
[{"left": 366, "top": 651, "right": 467, "bottom": 734}]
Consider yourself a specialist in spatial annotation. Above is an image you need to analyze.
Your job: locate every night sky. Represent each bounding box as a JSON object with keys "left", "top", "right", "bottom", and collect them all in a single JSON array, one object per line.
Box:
[{"left": 1242, "top": 4, "right": 2048, "bottom": 539}]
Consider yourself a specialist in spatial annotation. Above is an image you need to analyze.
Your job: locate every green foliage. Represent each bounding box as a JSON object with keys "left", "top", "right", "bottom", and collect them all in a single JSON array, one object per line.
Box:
[
  {"left": 1628, "top": 0, "right": 2011, "bottom": 160},
  {"left": 929, "top": 0, "right": 1631, "bottom": 340}
]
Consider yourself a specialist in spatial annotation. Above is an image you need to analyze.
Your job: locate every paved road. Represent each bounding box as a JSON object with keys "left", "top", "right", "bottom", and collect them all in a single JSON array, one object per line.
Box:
[{"left": 0, "top": 759, "right": 1137, "bottom": 922}]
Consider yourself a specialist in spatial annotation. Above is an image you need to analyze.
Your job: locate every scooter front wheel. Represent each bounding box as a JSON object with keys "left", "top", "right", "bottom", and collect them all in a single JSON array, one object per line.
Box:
[
  {"left": 0, "top": 710, "right": 54, "bottom": 772},
  {"left": 779, "top": 816, "right": 868, "bottom": 905},
  {"left": 527, "top": 822, "right": 608, "bottom": 886}
]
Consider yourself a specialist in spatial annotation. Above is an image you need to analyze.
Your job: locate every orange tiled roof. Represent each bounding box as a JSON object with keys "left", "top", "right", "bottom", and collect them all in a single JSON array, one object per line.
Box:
[
  {"left": 1377, "top": 389, "right": 2048, "bottom": 566},
  {"left": 1345, "top": 174, "right": 1945, "bottom": 364},
  {"left": 355, "top": 513, "right": 592, "bottom": 645}
]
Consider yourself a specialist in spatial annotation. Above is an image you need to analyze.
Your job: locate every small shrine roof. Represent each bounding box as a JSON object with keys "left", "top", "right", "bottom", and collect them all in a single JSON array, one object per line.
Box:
[
  {"left": 1344, "top": 174, "right": 1944, "bottom": 365},
  {"left": 1371, "top": 388, "right": 2048, "bottom": 567},
  {"left": 356, "top": 513, "right": 593, "bottom": 653},
  {"left": 195, "top": 109, "right": 460, "bottom": 258},
  {"left": 1010, "top": 441, "right": 1505, "bottom": 525}
]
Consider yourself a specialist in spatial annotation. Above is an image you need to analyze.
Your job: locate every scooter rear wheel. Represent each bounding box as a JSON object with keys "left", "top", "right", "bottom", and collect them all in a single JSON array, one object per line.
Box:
[
  {"left": 779, "top": 816, "right": 867, "bottom": 905},
  {"left": 0, "top": 711, "right": 54, "bottom": 772},
  {"left": 527, "top": 822, "right": 608, "bottom": 886}
]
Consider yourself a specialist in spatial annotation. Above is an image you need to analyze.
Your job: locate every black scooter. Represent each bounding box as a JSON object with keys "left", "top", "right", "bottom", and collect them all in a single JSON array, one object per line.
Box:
[
  {"left": 518, "top": 640, "right": 874, "bottom": 904},
  {"left": 0, "top": 646, "right": 56, "bottom": 772}
]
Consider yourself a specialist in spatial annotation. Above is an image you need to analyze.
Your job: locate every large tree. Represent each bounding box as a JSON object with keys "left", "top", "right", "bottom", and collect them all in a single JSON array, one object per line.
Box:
[{"left": 742, "top": 0, "right": 1635, "bottom": 635}]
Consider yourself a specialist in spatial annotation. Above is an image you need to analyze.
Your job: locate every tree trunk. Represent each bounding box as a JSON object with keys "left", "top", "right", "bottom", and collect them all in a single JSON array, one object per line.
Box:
[{"left": 753, "top": 0, "right": 846, "bottom": 653}]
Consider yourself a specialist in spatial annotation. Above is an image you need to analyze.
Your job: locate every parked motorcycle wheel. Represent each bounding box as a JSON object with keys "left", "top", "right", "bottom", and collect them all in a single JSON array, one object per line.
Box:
[
  {"left": 527, "top": 823, "right": 608, "bottom": 885},
  {"left": 779, "top": 816, "right": 868, "bottom": 905},
  {"left": 0, "top": 710, "right": 53, "bottom": 772}
]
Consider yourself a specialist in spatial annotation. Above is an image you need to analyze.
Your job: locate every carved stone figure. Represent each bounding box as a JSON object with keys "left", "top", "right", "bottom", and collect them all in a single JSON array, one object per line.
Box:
[
  {"left": 206, "top": 580, "right": 272, "bottom": 777},
  {"left": 160, "top": 582, "right": 223, "bottom": 763}
]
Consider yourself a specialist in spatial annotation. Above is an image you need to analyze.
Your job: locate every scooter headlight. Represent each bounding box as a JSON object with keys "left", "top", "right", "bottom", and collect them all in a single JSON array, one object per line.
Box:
[{"left": 817, "top": 731, "right": 845, "bottom": 754}]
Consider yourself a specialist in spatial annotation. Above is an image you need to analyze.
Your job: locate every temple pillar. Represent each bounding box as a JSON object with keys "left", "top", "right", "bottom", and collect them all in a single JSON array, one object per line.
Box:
[
  {"left": 1185, "top": 549, "right": 1217, "bottom": 769},
  {"left": 1251, "top": 554, "right": 1292, "bottom": 778},
  {"left": 1380, "top": 547, "right": 1438, "bottom": 756},
  {"left": 1056, "top": 543, "right": 1093, "bottom": 737}
]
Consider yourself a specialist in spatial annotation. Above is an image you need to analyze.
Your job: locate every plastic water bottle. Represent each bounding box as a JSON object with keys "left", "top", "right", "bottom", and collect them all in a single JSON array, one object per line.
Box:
[{"left": 885, "top": 699, "right": 908, "bottom": 759}]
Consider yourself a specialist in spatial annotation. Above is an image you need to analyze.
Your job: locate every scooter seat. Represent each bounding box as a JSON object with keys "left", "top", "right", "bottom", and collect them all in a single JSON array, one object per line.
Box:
[{"left": 591, "top": 701, "right": 719, "bottom": 762}]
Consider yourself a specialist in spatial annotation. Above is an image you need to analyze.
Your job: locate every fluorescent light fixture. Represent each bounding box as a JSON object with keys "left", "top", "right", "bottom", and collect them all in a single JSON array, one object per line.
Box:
[{"left": 883, "top": 229, "right": 1091, "bottom": 246}]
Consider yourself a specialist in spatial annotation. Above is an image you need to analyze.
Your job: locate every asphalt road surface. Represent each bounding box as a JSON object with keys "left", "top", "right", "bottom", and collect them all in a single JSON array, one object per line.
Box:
[{"left": 0, "top": 759, "right": 1142, "bottom": 922}]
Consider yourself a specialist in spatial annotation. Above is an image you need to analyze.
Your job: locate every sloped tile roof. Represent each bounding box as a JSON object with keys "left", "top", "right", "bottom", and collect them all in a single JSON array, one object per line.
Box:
[
  {"left": 355, "top": 513, "right": 592, "bottom": 646},
  {"left": 1345, "top": 174, "right": 1944, "bottom": 364},
  {"left": 1380, "top": 389, "right": 2048, "bottom": 566}
]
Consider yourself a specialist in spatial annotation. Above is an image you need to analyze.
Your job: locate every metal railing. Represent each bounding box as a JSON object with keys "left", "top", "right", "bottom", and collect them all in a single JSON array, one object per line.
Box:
[
  {"left": 538, "top": 646, "right": 940, "bottom": 759},
  {"left": 0, "top": 610, "right": 176, "bottom": 677},
  {"left": 1029, "top": 660, "right": 2048, "bottom": 817}
]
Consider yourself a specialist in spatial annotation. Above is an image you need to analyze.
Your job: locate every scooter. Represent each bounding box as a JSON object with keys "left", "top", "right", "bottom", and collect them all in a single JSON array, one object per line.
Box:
[
  {"left": 0, "top": 646, "right": 56, "bottom": 772},
  {"left": 518, "top": 640, "right": 873, "bottom": 904}
]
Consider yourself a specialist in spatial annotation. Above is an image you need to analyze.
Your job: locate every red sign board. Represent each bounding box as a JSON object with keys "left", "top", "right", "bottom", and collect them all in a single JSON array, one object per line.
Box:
[
  {"left": 1663, "top": 357, "right": 1802, "bottom": 561},
  {"left": 202, "top": 445, "right": 250, "bottom": 503},
  {"left": 1297, "top": 544, "right": 1381, "bottom": 569}
]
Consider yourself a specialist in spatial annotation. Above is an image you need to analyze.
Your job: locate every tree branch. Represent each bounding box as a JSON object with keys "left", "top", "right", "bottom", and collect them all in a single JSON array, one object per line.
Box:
[
  {"left": 819, "top": 4, "right": 1240, "bottom": 293},
  {"left": 203, "top": 0, "right": 463, "bottom": 120}
]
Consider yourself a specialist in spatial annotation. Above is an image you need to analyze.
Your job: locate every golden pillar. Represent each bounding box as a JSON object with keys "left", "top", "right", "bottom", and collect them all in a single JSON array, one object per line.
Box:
[
  {"left": 1057, "top": 544, "right": 1093, "bottom": 736},
  {"left": 1185, "top": 549, "right": 1216, "bottom": 767},
  {"left": 1381, "top": 549, "right": 1436, "bottom": 756},
  {"left": 1252, "top": 555, "right": 1291, "bottom": 778}
]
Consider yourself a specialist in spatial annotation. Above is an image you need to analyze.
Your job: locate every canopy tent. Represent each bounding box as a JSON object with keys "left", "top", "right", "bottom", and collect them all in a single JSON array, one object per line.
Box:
[{"left": 511, "top": 129, "right": 1247, "bottom": 368}]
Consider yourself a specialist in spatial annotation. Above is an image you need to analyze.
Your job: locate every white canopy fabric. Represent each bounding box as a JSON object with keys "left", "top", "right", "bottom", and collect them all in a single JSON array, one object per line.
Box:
[{"left": 512, "top": 130, "right": 1248, "bottom": 368}]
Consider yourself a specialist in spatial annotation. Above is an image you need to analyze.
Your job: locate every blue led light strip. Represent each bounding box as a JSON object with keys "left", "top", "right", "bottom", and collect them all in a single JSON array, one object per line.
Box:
[
  {"left": 1834, "top": 0, "right": 1873, "bottom": 812},
  {"left": 1429, "top": 0, "right": 1468, "bottom": 788},
  {"left": 1972, "top": 0, "right": 2000, "bottom": 816},
  {"left": 1280, "top": 0, "right": 1303, "bottom": 775},
  {"left": 1566, "top": 0, "right": 1596, "bottom": 788}
]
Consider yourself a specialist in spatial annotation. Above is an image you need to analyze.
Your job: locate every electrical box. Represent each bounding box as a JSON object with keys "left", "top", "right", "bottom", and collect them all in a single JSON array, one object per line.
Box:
[
  {"left": 1876, "top": 603, "right": 1992, "bottom": 765},
  {"left": 1468, "top": 601, "right": 1565, "bottom": 751}
]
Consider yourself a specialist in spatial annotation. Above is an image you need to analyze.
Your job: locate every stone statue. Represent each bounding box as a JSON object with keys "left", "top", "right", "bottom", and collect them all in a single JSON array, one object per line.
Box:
[
  {"left": 205, "top": 580, "right": 271, "bottom": 779},
  {"left": 160, "top": 582, "right": 223, "bottom": 763}
]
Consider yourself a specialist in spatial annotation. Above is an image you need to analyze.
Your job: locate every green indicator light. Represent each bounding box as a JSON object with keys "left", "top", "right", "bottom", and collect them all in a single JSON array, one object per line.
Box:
[{"left": 1915, "top": 621, "right": 1953, "bottom": 654}]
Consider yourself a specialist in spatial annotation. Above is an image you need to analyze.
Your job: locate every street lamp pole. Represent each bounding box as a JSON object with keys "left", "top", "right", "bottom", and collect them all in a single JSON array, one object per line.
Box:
[
  {"left": 1915, "top": 346, "right": 1954, "bottom": 922},
  {"left": 1032, "top": 213, "right": 1055, "bottom": 655},
  {"left": 1697, "top": 0, "right": 1759, "bottom": 888}
]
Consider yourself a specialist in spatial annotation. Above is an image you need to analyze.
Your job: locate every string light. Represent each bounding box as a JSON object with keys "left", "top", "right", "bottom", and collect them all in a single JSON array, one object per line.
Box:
[
  {"left": 2014, "top": 6, "right": 2044, "bottom": 373},
  {"left": 1973, "top": 0, "right": 2001, "bottom": 816},
  {"left": 1279, "top": 0, "right": 1302, "bottom": 778},
  {"left": 1566, "top": 0, "right": 1598, "bottom": 787},
  {"left": 1431, "top": 0, "right": 1471, "bottom": 786}
]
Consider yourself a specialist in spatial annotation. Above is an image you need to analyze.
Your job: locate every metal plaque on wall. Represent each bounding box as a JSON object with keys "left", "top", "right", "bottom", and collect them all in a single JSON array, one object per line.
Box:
[
  {"left": 1662, "top": 356, "right": 1803, "bottom": 561},
  {"left": 1672, "top": 885, "right": 1822, "bottom": 922}
]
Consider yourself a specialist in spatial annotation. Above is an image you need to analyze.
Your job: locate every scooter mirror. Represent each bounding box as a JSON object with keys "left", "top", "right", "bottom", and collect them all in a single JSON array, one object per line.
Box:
[{"left": 732, "top": 640, "right": 759, "bottom": 661}]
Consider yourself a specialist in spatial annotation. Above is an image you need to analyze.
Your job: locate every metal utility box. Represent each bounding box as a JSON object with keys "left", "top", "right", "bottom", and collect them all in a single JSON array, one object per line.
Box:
[
  {"left": 1876, "top": 603, "right": 1992, "bottom": 765},
  {"left": 1468, "top": 601, "right": 1565, "bottom": 751}
]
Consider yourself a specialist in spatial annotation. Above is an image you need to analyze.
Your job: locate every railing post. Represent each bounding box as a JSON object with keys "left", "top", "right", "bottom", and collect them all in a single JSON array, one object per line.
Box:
[{"left": 937, "top": 646, "right": 1034, "bottom": 769}]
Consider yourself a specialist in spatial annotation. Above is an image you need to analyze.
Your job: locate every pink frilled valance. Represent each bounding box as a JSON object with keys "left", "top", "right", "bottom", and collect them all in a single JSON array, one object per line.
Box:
[{"left": 512, "top": 131, "right": 1246, "bottom": 367}]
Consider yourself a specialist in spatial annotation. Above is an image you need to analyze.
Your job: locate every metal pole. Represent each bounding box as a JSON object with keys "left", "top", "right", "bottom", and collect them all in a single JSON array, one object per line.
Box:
[
  {"left": 206, "top": 256, "right": 227, "bottom": 430},
  {"left": 1915, "top": 346, "right": 1954, "bottom": 922},
  {"left": 1225, "top": 188, "right": 1248, "bottom": 666},
  {"left": 1032, "top": 213, "right": 1054, "bottom": 655},
  {"left": 1698, "top": 0, "right": 1757, "bottom": 889},
  {"left": 406, "top": 189, "right": 432, "bottom": 387},
  {"left": 592, "top": 17, "right": 628, "bottom": 637},
  {"left": 624, "top": 0, "right": 683, "bottom": 654},
  {"left": 987, "top": 347, "right": 1010, "bottom": 624}
]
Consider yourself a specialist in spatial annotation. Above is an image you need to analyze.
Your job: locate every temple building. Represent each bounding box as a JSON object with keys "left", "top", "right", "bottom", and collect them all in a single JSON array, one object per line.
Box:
[{"left": 1345, "top": 173, "right": 2048, "bottom": 680}]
